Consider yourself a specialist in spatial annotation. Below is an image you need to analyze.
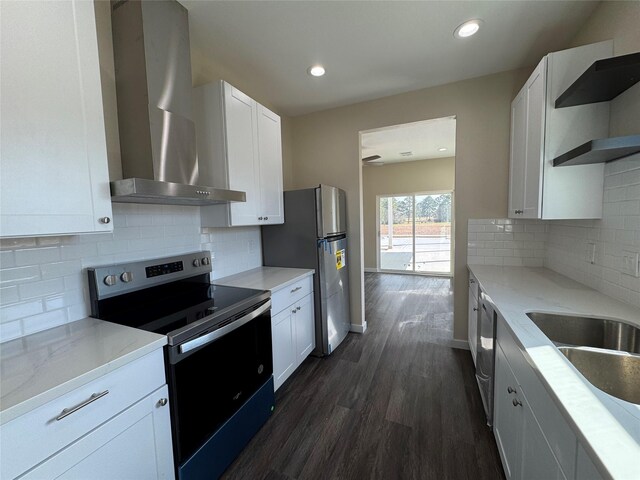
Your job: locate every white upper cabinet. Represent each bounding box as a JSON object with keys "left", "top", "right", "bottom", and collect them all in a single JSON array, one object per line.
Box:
[
  {"left": 0, "top": 0, "right": 113, "bottom": 237},
  {"left": 194, "top": 81, "right": 284, "bottom": 227},
  {"left": 508, "top": 41, "right": 613, "bottom": 220}
]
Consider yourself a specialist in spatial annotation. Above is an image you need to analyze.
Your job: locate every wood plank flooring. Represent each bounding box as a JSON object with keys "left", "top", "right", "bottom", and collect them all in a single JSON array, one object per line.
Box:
[{"left": 222, "top": 273, "right": 505, "bottom": 480}]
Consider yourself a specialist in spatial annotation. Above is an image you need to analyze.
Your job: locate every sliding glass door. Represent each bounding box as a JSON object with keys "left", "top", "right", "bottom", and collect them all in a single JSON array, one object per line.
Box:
[{"left": 378, "top": 192, "right": 452, "bottom": 275}]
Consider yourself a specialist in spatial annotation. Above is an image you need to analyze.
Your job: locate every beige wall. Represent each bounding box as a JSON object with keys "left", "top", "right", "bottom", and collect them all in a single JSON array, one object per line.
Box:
[
  {"left": 362, "top": 157, "right": 455, "bottom": 269},
  {"left": 570, "top": 1, "right": 640, "bottom": 139},
  {"left": 291, "top": 69, "right": 530, "bottom": 336}
]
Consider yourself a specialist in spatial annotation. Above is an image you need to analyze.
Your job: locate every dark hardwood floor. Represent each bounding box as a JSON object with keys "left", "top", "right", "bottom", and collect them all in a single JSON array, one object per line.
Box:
[{"left": 222, "top": 273, "right": 505, "bottom": 480}]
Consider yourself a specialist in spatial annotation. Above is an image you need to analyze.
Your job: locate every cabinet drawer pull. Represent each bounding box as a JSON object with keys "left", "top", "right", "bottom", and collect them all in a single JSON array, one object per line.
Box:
[
  {"left": 514, "top": 209, "right": 523, "bottom": 215},
  {"left": 469, "top": 279, "right": 475, "bottom": 284},
  {"left": 264, "top": 216, "right": 268, "bottom": 220},
  {"left": 507, "top": 386, "right": 517, "bottom": 394},
  {"left": 473, "top": 307, "right": 478, "bottom": 312},
  {"left": 291, "top": 309, "right": 297, "bottom": 314},
  {"left": 56, "top": 390, "right": 109, "bottom": 421},
  {"left": 290, "top": 286, "right": 302, "bottom": 293},
  {"left": 297, "top": 306, "right": 301, "bottom": 311},
  {"left": 512, "top": 398, "right": 522, "bottom": 407}
]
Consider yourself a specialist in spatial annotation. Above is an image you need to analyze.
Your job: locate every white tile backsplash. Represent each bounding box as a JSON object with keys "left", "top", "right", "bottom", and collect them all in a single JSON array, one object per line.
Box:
[
  {"left": 545, "top": 153, "right": 640, "bottom": 308},
  {"left": 467, "top": 218, "right": 548, "bottom": 267},
  {"left": 467, "top": 153, "right": 640, "bottom": 309},
  {"left": 0, "top": 204, "right": 263, "bottom": 342}
]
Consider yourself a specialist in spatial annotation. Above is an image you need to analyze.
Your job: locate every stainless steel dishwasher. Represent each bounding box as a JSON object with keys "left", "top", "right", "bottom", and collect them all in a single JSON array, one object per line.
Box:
[{"left": 475, "top": 288, "right": 496, "bottom": 427}]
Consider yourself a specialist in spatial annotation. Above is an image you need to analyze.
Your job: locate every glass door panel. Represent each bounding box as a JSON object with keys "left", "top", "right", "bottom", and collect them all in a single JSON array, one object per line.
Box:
[
  {"left": 379, "top": 195, "right": 413, "bottom": 271},
  {"left": 379, "top": 193, "right": 452, "bottom": 275}
]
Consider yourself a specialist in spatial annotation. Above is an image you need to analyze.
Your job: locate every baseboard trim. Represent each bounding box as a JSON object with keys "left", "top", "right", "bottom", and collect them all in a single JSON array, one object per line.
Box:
[
  {"left": 364, "top": 268, "right": 378, "bottom": 273},
  {"left": 350, "top": 321, "right": 367, "bottom": 334},
  {"left": 449, "top": 339, "right": 470, "bottom": 350}
]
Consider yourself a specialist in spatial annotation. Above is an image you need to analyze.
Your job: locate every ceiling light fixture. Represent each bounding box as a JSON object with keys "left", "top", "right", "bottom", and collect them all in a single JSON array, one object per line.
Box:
[
  {"left": 308, "top": 65, "right": 325, "bottom": 77},
  {"left": 438, "top": 147, "right": 447, "bottom": 152},
  {"left": 454, "top": 19, "right": 482, "bottom": 39}
]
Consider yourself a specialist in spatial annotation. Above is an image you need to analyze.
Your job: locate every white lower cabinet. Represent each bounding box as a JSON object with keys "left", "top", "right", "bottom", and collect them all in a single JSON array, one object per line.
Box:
[
  {"left": 494, "top": 344, "right": 566, "bottom": 480},
  {"left": 21, "top": 386, "right": 174, "bottom": 480},
  {"left": 272, "top": 308, "right": 296, "bottom": 390},
  {"left": 270, "top": 275, "right": 315, "bottom": 391},
  {"left": 0, "top": 349, "right": 174, "bottom": 480},
  {"left": 468, "top": 274, "right": 479, "bottom": 364}
]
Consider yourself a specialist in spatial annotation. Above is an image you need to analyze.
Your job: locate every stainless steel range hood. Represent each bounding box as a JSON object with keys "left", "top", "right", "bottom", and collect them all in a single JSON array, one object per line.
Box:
[{"left": 110, "top": 0, "right": 244, "bottom": 206}]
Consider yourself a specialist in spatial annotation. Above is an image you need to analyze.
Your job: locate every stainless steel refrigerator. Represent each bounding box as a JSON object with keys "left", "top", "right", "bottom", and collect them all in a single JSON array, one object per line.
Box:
[{"left": 262, "top": 185, "right": 351, "bottom": 356}]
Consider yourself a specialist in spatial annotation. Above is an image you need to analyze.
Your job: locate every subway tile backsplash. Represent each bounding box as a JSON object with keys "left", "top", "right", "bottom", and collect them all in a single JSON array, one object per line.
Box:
[
  {"left": 467, "top": 218, "right": 547, "bottom": 267},
  {"left": 468, "top": 153, "right": 640, "bottom": 310},
  {"left": 0, "top": 204, "right": 262, "bottom": 342}
]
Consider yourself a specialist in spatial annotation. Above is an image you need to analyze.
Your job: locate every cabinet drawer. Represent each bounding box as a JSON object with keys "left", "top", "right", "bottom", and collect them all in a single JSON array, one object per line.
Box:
[
  {"left": 1, "top": 349, "right": 165, "bottom": 480},
  {"left": 271, "top": 275, "right": 313, "bottom": 315}
]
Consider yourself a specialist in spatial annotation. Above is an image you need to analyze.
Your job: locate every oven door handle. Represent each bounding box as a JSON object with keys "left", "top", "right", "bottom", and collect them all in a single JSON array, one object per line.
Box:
[{"left": 179, "top": 300, "right": 271, "bottom": 355}]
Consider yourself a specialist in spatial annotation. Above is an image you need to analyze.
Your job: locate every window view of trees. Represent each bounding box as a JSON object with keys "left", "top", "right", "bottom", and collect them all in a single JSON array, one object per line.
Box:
[{"left": 379, "top": 193, "right": 452, "bottom": 274}]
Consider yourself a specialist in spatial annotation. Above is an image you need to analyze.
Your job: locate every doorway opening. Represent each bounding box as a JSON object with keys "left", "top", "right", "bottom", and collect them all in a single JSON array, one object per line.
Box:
[
  {"left": 378, "top": 191, "right": 453, "bottom": 275},
  {"left": 360, "top": 116, "right": 456, "bottom": 278}
]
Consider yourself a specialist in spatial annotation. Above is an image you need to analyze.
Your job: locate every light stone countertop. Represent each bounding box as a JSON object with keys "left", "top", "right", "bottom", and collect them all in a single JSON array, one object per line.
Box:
[
  {"left": 0, "top": 317, "right": 166, "bottom": 426},
  {"left": 216, "top": 266, "right": 314, "bottom": 292},
  {"left": 468, "top": 265, "right": 640, "bottom": 480}
]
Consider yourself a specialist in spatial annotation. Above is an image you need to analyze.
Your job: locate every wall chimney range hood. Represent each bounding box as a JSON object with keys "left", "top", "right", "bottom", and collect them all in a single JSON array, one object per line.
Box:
[{"left": 110, "top": 0, "right": 245, "bottom": 206}]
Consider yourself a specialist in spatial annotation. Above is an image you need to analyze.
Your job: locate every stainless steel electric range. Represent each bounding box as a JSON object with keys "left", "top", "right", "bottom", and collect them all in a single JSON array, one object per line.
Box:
[{"left": 88, "top": 251, "right": 274, "bottom": 480}]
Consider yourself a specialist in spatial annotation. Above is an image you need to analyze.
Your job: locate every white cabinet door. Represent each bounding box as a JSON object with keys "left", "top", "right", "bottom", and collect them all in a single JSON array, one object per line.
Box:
[
  {"left": 509, "top": 89, "right": 527, "bottom": 219},
  {"left": 508, "top": 58, "right": 545, "bottom": 220},
  {"left": 0, "top": 0, "right": 112, "bottom": 238},
  {"left": 468, "top": 285, "right": 478, "bottom": 365},
  {"left": 197, "top": 81, "right": 283, "bottom": 227},
  {"left": 272, "top": 309, "right": 296, "bottom": 391},
  {"left": 521, "top": 58, "right": 545, "bottom": 219},
  {"left": 294, "top": 293, "right": 315, "bottom": 363},
  {"left": 21, "top": 386, "right": 174, "bottom": 480},
  {"left": 257, "top": 104, "right": 284, "bottom": 225},
  {"left": 576, "top": 444, "right": 604, "bottom": 480},
  {"left": 519, "top": 393, "right": 566, "bottom": 480},
  {"left": 494, "top": 345, "right": 522, "bottom": 480},
  {"left": 225, "top": 84, "right": 261, "bottom": 226}
]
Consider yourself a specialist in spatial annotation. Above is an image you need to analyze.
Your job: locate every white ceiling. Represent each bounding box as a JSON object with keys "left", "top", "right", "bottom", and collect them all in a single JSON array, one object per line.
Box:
[
  {"left": 361, "top": 116, "right": 456, "bottom": 165},
  {"left": 183, "top": 1, "right": 599, "bottom": 117}
]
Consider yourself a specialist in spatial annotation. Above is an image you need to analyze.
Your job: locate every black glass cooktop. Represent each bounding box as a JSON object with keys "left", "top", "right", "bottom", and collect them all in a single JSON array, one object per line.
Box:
[{"left": 92, "top": 277, "right": 266, "bottom": 335}]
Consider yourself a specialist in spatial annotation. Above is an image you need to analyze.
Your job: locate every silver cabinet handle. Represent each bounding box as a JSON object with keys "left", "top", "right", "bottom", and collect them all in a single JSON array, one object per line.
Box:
[
  {"left": 507, "top": 386, "right": 517, "bottom": 394},
  {"left": 56, "top": 390, "right": 109, "bottom": 421},
  {"left": 290, "top": 286, "right": 302, "bottom": 293},
  {"left": 258, "top": 216, "right": 263, "bottom": 220},
  {"left": 291, "top": 309, "right": 297, "bottom": 314},
  {"left": 157, "top": 398, "right": 168, "bottom": 407},
  {"left": 514, "top": 209, "right": 523, "bottom": 214},
  {"left": 512, "top": 398, "right": 522, "bottom": 407},
  {"left": 264, "top": 217, "right": 268, "bottom": 220},
  {"left": 98, "top": 216, "right": 111, "bottom": 224},
  {"left": 469, "top": 279, "right": 475, "bottom": 284},
  {"left": 473, "top": 307, "right": 478, "bottom": 312},
  {"left": 297, "top": 306, "right": 301, "bottom": 311}
]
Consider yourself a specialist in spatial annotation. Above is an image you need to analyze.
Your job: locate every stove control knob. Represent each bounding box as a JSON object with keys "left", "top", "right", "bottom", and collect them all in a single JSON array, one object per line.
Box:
[
  {"left": 120, "top": 272, "right": 133, "bottom": 283},
  {"left": 201, "top": 257, "right": 210, "bottom": 266},
  {"left": 103, "top": 275, "right": 117, "bottom": 286},
  {"left": 193, "top": 259, "right": 201, "bottom": 267}
]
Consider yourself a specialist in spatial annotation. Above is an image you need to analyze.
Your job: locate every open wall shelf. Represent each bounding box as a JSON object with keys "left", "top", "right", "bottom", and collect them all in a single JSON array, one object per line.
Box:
[
  {"left": 555, "top": 52, "right": 640, "bottom": 108},
  {"left": 553, "top": 135, "right": 640, "bottom": 167}
]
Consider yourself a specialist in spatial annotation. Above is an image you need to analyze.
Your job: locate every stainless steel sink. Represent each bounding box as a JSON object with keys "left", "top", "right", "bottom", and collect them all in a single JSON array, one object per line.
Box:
[
  {"left": 558, "top": 347, "right": 640, "bottom": 405},
  {"left": 526, "top": 312, "right": 640, "bottom": 354}
]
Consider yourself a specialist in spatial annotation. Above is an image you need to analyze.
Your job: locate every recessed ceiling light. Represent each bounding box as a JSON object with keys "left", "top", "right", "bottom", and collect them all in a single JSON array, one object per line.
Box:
[
  {"left": 308, "top": 65, "right": 325, "bottom": 77},
  {"left": 454, "top": 19, "right": 482, "bottom": 39},
  {"left": 438, "top": 147, "right": 447, "bottom": 152}
]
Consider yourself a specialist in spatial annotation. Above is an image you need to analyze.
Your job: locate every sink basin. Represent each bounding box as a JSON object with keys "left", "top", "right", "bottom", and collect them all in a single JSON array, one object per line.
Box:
[
  {"left": 558, "top": 347, "right": 640, "bottom": 404},
  {"left": 526, "top": 312, "right": 640, "bottom": 354}
]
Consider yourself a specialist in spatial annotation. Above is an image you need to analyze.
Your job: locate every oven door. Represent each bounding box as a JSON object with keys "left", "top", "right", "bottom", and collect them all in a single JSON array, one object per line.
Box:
[{"left": 167, "top": 300, "right": 273, "bottom": 464}]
